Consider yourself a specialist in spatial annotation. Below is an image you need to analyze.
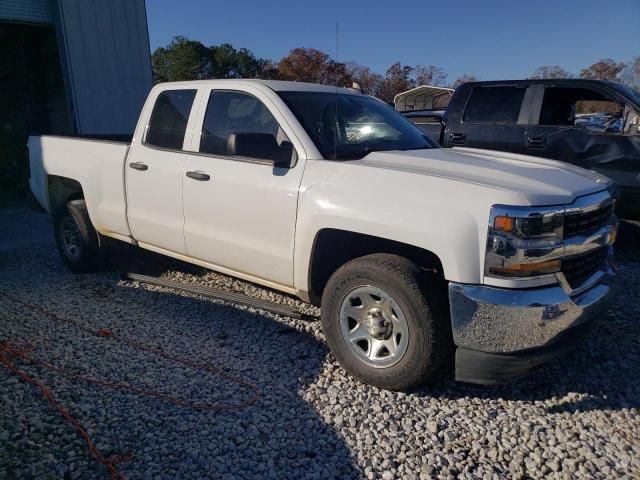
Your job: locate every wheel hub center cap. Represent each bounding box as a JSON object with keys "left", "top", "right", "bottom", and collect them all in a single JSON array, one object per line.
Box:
[{"left": 365, "top": 308, "right": 392, "bottom": 340}]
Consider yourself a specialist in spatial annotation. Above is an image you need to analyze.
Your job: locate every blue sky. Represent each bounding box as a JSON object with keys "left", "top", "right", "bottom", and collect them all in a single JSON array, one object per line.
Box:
[{"left": 146, "top": 0, "right": 639, "bottom": 81}]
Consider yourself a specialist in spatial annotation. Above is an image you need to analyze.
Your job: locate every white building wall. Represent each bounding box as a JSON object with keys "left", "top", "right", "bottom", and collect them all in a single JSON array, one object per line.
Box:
[{"left": 57, "top": 0, "right": 152, "bottom": 134}]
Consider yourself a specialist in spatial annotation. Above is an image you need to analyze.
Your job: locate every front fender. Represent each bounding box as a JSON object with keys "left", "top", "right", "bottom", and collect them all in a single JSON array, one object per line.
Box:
[{"left": 292, "top": 160, "right": 528, "bottom": 299}]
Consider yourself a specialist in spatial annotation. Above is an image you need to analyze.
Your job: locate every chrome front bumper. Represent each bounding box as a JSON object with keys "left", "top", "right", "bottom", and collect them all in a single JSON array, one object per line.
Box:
[
  {"left": 451, "top": 189, "right": 617, "bottom": 384},
  {"left": 449, "top": 270, "right": 614, "bottom": 355}
]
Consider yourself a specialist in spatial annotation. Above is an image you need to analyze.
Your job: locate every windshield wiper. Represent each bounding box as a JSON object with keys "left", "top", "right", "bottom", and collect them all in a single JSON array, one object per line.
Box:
[
  {"left": 397, "top": 145, "right": 433, "bottom": 151},
  {"left": 333, "top": 144, "right": 432, "bottom": 159},
  {"left": 332, "top": 146, "right": 372, "bottom": 160},
  {"left": 333, "top": 152, "right": 367, "bottom": 160}
]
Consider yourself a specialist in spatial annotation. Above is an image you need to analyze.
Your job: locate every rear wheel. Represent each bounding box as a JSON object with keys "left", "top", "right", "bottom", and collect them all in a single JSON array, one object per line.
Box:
[
  {"left": 321, "top": 254, "right": 449, "bottom": 390},
  {"left": 54, "top": 199, "right": 104, "bottom": 273}
]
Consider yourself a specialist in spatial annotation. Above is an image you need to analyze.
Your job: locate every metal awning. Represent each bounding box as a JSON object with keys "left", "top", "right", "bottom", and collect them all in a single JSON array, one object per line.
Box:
[{"left": 394, "top": 85, "right": 454, "bottom": 112}]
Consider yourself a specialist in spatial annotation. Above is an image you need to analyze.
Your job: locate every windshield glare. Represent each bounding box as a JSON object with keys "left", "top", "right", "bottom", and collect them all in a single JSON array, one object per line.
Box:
[{"left": 278, "top": 91, "right": 436, "bottom": 160}]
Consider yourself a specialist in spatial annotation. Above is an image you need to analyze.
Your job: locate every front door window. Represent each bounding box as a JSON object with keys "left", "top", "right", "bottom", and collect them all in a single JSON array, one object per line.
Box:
[{"left": 538, "top": 87, "right": 624, "bottom": 134}]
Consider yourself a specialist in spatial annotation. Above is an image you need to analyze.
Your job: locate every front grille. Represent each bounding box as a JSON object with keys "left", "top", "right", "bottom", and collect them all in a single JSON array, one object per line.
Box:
[
  {"left": 564, "top": 203, "right": 613, "bottom": 237},
  {"left": 562, "top": 247, "right": 608, "bottom": 288}
]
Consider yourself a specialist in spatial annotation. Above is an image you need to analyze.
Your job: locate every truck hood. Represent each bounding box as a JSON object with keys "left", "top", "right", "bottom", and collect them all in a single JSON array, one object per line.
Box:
[{"left": 351, "top": 147, "right": 612, "bottom": 206}]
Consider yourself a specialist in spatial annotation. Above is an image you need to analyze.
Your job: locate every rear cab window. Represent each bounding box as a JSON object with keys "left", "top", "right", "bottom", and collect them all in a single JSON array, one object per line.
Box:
[
  {"left": 145, "top": 89, "right": 197, "bottom": 149},
  {"left": 463, "top": 86, "right": 526, "bottom": 124}
]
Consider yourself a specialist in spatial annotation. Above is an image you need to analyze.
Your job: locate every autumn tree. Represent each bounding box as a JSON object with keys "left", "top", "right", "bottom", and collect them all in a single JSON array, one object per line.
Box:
[
  {"left": 529, "top": 65, "right": 571, "bottom": 80},
  {"left": 414, "top": 64, "right": 447, "bottom": 86},
  {"left": 375, "top": 62, "right": 414, "bottom": 104},
  {"left": 326, "top": 61, "right": 353, "bottom": 87},
  {"left": 373, "top": 62, "right": 450, "bottom": 103},
  {"left": 451, "top": 74, "right": 478, "bottom": 88},
  {"left": 345, "top": 62, "right": 383, "bottom": 95},
  {"left": 277, "top": 48, "right": 351, "bottom": 86},
  {"left": 580, "top": 58, "right": 627, "bottom": 81},
  {"left": 278, "top": 47, "right": 329, "bottom": 83}
]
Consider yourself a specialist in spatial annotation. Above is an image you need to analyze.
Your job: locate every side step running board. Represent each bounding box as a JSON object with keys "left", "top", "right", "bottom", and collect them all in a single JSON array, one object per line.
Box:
[{"left": 121, "top": 272, "right": 318, "bottom": 321}]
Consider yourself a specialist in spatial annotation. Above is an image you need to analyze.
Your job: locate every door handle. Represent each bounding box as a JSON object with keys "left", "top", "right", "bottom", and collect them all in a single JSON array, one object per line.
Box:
[
  {"left": 449, "top": 133, "right": 466, "bottom": 145},
  {"left": 129, "top": 162, "right": 148, "bottom": 171},
  {"left": 186, "top": 171, "right": 211, "bottom": 181},
  {"left": 527, "top": 136, "right": 547, "bottom": 148}
]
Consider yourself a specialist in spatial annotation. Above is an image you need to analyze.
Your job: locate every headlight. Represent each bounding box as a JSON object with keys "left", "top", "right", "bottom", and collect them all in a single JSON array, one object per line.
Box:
[{"left": 485, "top": 205, "right": 564, "bottom": 279}]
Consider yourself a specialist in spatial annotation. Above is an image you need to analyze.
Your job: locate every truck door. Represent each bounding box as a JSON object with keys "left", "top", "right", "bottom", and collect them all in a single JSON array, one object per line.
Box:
[
  {"left": 181, "top": 88, "right": 304, "bottom": 289},
  {"left": 524, "top": 84, "right": 640, "bottom": 192},
  {"left": 445, "top": 84, "right": 528, "bottom": 153},
  {"left": 125, "top": 88, "right": 197, "bottom": 255}
]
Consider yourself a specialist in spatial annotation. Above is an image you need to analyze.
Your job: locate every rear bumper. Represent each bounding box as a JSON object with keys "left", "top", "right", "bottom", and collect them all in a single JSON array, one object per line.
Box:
[{"left": 448, "top": 270, "right": 614, "bottom": 385}]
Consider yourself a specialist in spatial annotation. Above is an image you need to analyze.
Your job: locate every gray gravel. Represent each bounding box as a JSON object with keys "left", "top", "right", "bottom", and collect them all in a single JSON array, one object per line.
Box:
[{"left": 0, "top": 224, "right": 639, "bottom": 479}]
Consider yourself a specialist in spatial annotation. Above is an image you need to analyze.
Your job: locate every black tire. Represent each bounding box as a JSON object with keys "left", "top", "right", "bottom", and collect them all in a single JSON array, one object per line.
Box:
[
  {"left": 54, "top": 199, "right": 104, "bottom": 273},
  {"left": 321, "top": 254, "right": 449, "bottom": 391}
]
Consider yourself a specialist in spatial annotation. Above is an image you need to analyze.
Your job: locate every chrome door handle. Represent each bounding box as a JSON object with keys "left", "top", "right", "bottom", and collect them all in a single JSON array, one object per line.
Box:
[
  {"left": 527, "top": 136, "right": 547, "bottom": 148},
  {"left": 186, "top": 171, "right": 211, "bottom": 181},
  {"left": 129, "top": 162, "right": 148, "bottom": 171}
]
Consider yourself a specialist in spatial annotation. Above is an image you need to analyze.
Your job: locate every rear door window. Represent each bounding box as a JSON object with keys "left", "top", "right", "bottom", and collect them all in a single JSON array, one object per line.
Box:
[
  {"left": 463, "top": 86, "right": 526, "bottom": 124},
  {"left": 145, "top": 89, "right": 197, "bottom": 149}
]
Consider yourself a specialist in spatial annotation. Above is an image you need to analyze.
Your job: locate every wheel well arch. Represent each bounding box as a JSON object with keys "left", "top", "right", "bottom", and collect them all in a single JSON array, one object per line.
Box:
[
  {"left": 306, "top": 228, "right": 445, "bottom": 305},
  {"left": 47, "top": 175, "right": 84, "bottom": 213}
]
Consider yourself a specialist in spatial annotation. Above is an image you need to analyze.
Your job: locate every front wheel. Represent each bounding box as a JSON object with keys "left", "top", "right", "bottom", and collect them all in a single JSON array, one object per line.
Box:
[
  {"left": 321, "top": 254, "right": 449, "bottom": 391},
  {"left": 54, "top": 199, "right": 104, "bottom": 273}
]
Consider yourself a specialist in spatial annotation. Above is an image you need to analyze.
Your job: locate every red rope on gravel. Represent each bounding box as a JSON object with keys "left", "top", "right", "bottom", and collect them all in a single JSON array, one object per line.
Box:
[{"left": 0, "top": 290, "right": 261, "bottom": 479}]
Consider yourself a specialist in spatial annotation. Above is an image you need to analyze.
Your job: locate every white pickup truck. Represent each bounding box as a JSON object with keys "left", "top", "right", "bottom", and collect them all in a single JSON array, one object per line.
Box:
[{"left": 28, "top": 80, "right": 617, "bottom": 390}]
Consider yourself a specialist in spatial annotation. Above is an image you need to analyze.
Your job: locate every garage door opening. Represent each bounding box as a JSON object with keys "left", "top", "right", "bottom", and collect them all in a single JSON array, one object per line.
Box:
[{"left": 0, "top": 22, "right": 71, "bottom": 198}]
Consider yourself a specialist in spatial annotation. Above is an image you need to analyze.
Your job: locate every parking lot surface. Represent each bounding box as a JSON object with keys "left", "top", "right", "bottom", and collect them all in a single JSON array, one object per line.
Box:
[{"left": 1, "top": 208, "right": 639, "bottom": 479}]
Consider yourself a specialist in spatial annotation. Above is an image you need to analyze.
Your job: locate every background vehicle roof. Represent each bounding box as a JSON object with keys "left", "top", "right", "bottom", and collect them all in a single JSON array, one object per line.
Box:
[{"left": 461, "top": 78, "right": 622, "bottom": 88}]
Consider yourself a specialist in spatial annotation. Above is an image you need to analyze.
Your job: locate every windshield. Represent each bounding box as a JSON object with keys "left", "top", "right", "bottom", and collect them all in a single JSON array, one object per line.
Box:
[{"left": 278, "top": 91, "right": 436, "bottom": 160}]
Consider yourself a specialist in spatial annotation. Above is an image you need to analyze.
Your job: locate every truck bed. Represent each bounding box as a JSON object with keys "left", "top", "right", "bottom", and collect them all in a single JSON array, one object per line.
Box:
[{"left": 28, "top": 134, "right": 132, "bottom": 239}]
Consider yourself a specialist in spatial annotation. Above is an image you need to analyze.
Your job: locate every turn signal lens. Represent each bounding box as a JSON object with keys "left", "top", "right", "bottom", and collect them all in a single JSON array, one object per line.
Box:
[
  {"left": 489, "top": 259, "right": 561, "bottom": 277},
  {"left": 494, "top": 216, "right": 513, "bottom": 232}
]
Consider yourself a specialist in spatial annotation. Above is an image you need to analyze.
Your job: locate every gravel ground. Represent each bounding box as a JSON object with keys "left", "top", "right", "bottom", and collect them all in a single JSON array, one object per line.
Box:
[{"left": 0, "top": 220, "right": 639, "bottom": 479}]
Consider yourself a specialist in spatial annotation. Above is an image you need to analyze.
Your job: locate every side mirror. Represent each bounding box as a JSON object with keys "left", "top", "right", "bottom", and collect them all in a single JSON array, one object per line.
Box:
[
  {"left": 227, "top": 133, "right": 297, "bottom": 168},
  {"left": 277, "top": 140, "right": 297, "bottom": 168}
]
